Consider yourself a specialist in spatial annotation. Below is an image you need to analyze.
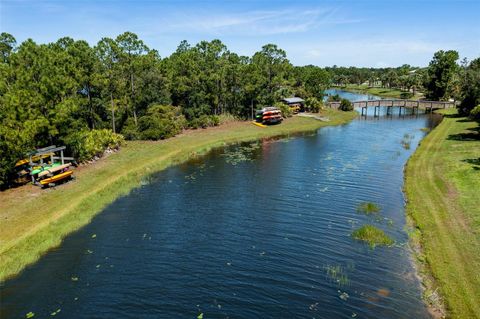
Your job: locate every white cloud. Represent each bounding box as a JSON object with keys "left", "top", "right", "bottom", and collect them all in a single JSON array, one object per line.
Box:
[{"left": 145, "top": 7, "right": 361, "bottom": 36}]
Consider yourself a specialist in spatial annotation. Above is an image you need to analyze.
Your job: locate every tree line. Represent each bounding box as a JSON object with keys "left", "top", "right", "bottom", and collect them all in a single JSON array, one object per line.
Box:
[
  {"left": 0, "top": 31, "right": 479, "bottom": 188},
  {"left": 328, "top": 51, "right": 480, "bottom": 109}
]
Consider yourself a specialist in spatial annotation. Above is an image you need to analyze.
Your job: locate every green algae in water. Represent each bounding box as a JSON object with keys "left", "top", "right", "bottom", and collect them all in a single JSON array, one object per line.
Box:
[
  {"left": 351, "top": 225, "right": 394, "bottom": 247},
  {"left": 356, "top": 202, "right": 381, "bottom": 215}
]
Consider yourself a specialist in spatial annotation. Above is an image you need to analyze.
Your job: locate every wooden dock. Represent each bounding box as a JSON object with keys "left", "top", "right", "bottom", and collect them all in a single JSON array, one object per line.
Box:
[
  {"left": 328, "top": 99, "right": 456, "bottom": 116},
  {"left": 355, "top": 99, "right": 455, "bottom": 116}
]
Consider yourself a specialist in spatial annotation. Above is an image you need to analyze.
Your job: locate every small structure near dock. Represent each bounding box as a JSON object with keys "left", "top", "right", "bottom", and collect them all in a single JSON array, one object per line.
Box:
[{"left": 282, "top": 97, "right": 305, "bottom": 113}]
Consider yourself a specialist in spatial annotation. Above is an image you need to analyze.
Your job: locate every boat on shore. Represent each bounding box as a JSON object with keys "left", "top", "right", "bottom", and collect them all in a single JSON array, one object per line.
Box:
[{"left": 39, "top": 170, "right": 73, "bottom": 186}]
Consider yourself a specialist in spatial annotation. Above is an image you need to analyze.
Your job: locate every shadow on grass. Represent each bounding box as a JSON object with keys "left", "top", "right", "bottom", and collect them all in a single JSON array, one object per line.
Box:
[
  {"left": 447, "top": 132, "right": 480, "bottom": 141},
  {"left": 443, "top": 113, "right": 464, "bottom": 119},
  {"left": 447, "top": 122, "right": 480, "bottom": 141},
  {"left": 462, "top": 158, "right": 480, "bottom": 170}
]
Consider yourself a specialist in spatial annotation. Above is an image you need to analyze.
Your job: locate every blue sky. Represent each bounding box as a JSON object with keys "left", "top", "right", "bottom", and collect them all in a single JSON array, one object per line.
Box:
[{"left": 1, "top": 0, "right": 479, "bottom": 66}]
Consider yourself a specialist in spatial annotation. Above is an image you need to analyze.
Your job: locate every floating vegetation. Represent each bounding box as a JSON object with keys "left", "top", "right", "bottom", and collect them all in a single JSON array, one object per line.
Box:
[
  {"left": 386, "top": 218, "right": 394, "bottom": 227},
  {"left": 324, "top": 264, "right": 350, "bottom": 286},
  {"left": 26, "top": 312, "right": 35, "bottom": 318},
  {"left": 91, "top": 234, "right": 97, "bottom": 239},
  {"left": 401, "top": 133, "right": 414, "bottom": 150},
  {"left": 222, "top": 143, "right": 260, "bottom": 165},
  {"left": 420, "top": 127, "right": 431, "bottom": 133},
  {"left": 352, "top": 225, "right": 394, "bottom": 247},
  {"left": 338, "top": 290, "right": 349, "bottom": 301},
  {"left": 356, "top": 202, "right": 381, "bottom": 215},
  {"left": 50, "top": 308, "right": 61, "bottom": 316},
  {"left": 197, "top": 313, "right": 204, "bottom": 319},
  {"left": 71, "top": 276, "right": 79, "bottom": 281}
]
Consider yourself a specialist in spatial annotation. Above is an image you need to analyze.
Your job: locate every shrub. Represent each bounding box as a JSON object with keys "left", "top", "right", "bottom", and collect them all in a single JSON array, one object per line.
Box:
[
  {"left": 339, "top": 98, "right": 353, "bottom": 111},
  {"left": 328, "top": 94, "right": 341, "bottom": 102},
  {"left": 305, "top": 97, "right": 323, "bottom": 113},
  {"left": 121, "top": 118, "right": 141, "bottom": 140},
  {"left": 188, "top": 115, "right": 220, "bottom": 129},
  {"left": 65, "top": 129, "right": 124, "bottom": 162},
  {"left": 400, "top": 92, "right": 414, "bottom": 99},
  {"left": 469, "top": 105, "right": 480, "bottom": 120},
  {"left": 218, "top": 113, "right": 239, "bottom": 125},
  {"left": 275, "top": 102, "right": 292, "bottom": 118},
  {"left": 138, "top": 105, "right": 187, "bottom": 140}
]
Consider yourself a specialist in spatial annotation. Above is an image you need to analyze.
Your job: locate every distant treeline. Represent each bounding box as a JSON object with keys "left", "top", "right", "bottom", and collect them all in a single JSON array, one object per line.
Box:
[{"left": 0, "top": 32, "right": 479, "bottom": 187}]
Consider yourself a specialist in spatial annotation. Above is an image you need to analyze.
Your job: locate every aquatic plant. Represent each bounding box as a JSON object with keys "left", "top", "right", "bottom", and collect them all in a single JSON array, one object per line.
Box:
[
  {"left": 324, "top": 264, "right": 350, "bottom": 286},
  {"left": 351, "top": 225, "right": 394, "bottom": 247},
  {"left": 222, "top": 143, "right": 261, "bottom": 165},
  {"left": 356, "top": 202, "right": 381, "bottom": 215},
  {"left": 401, "top": 133, "right": 414, "bottom": 150}
]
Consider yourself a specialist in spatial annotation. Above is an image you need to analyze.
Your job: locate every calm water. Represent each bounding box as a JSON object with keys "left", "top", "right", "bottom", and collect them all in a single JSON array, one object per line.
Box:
[
  {"left": 0, "top": 91, "right": 440, "bottom": 319},
  {"left": 324, "top": 88, "right": 382, "bottom": 102}
]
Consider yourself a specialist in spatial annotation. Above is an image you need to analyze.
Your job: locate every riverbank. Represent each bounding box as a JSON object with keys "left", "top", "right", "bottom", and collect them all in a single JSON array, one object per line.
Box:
[
  {"left": 336, "top": 84, "right": 424, "bottom": 99},
  {"left": 405, "top": 109, "right": 480, "bottom": 318},
  {"left": 0, "top": 110, "right": 356, "bottom": 282}
]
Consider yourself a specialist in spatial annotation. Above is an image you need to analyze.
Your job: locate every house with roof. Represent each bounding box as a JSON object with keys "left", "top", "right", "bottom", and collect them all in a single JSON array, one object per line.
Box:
[{"left": 281, "top": 97, "right": 305, "bottom": 113}]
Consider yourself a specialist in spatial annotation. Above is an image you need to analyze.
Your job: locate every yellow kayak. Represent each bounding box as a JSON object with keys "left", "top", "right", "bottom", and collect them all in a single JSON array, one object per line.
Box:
[
  {"left": 15, "top": 153, "right": 54, "bottom": 167},
  {"left": 252, "top": 121, "right": 267, "bottom": 128},
  {"left": 40, "top": 170, "right": 73, "bottom": 185}
]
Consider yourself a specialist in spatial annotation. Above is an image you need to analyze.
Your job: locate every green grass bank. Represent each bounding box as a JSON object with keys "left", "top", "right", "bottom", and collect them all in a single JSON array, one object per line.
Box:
[
  {"left": 335, "top": 84, "right": 424, "bottom": 99},
  {"left": 405, "top": 109, "right": 480, "bottom": 318},
  {"left": 0, "top": 110, "right": 356, "bottom": 282}
]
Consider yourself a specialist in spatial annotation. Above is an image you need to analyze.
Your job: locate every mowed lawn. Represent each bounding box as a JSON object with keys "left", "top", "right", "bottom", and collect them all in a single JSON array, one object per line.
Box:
[
  {"left": 0, "top": 110, "right": 356, "bottom": 281},
  {"left": 405, "top": 110, "right": 480, "bottom": 318}
]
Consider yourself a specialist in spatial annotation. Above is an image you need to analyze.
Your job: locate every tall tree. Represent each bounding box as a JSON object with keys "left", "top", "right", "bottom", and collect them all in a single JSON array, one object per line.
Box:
[
  {"left": 115, "top": 32, "right": 148, "bottom": 126},
  {"left": 459, "top": 58, "right": 480, "bottom": 115},
  {"left": 425, "top": 50, "right": 459, "bottom": 100}
]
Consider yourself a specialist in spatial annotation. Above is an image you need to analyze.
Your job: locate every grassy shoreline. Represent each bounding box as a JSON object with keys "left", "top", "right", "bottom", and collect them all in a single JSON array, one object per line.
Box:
[
  {"left": 334, "top": 84, "right": 424, "bottom": 99},
  {"left": 405, "top": 109, "right": 480, "bottom": 318},
  {"left": 0, "top": 110, "right": 356, "bottom": 282}
]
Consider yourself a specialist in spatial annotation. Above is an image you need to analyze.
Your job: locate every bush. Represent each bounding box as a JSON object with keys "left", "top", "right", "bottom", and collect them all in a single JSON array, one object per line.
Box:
[
  {"left": 138, "top": 105, "right": 186, "bottom": 140},
  {"left": 339, "top": 98, "right": 353, "bottom": 111},
  {"left": 188, "top": 115, "right": 220, "bottom": 129},
  {"left": 328, "top": 94, "right": 341, "bottom": 102},
  {"left": 121, "top": 118, "right": 141, "bottom": 140},
  {"left": 470, "top": 105, "right": 480, "bottom": 120},
  {"left": 275, "top": 102, "right": 292, "bottom": 118},
  {"left": 400, "top": 92, "right": 414, "bottom": 99},
  {"left": 218, "top": 113, "right": 239, "bottom": 125},
  {"left": 65, "top": 129, "right": 124, "bottom": 162},
  {"left": 305, "top": 97, "right": 323, "bottom": 113}
]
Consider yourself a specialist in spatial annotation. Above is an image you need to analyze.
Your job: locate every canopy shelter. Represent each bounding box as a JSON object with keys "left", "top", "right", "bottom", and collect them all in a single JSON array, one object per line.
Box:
[{"left": 282, "top": 97, "right": 305, "bottom": 113}]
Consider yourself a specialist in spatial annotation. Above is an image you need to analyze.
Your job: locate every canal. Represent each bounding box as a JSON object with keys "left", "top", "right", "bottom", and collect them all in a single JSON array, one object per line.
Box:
[{"left": 0, "top": 91, "right": 440, "bottom": 318}]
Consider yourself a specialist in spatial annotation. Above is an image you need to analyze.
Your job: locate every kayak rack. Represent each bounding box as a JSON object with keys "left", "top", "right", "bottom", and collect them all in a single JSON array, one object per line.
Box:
[{"left": 25, "top": 145, "right": 75, "bottom": 184}]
